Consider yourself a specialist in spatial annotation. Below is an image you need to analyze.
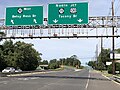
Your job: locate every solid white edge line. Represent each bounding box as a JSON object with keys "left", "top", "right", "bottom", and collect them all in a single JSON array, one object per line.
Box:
[
  {"left": 85, "top": 70, "right": 90, "bottom": 89},
  {"left": 102, "top": 74, "right": 120, "bottom": 86}
]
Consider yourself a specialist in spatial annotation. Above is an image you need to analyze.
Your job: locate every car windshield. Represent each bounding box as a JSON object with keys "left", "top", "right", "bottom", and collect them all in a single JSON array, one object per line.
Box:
[{"left": 5, "top": 67, "right": 12, "bottom": 70}]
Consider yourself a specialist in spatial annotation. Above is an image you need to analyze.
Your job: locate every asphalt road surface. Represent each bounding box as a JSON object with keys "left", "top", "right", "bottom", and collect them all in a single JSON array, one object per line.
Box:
[{"left": 0, "top": 68, "right": 120, "bottom": 90}]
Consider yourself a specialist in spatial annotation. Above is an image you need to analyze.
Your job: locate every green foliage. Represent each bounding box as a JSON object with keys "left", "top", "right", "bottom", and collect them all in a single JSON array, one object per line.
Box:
[
  {"left": 87, "top": 61, "right": 96, "bottom": 69},
  {"left": 0, "top": 32, "right": 6, "bottom": 37},
  {"left": 97, "top": 48, "right": 110, "bottom": 69},
  {"left": 48, "top": 59, "right": 60, "bottom": 69},
  {"left": 0, "top": 47, "right": 7, "bottom": 71},
  {"left": 48, "top": 55, "right": 81, "bottom": 70},
  {"left": 0, "top": 40, "right": 82, "bottom": 71},
  {"left": 115, "top": 49, "right": 120, "bottom": 53},
  {"left": 108, "top": 63, "right": 120, "bottom": 74},
  {"left": 0, "top": 40, "right": 42, "bottom": 71},
  {"left": 40, "top": 60, "right": 48, "bottom": 65},
  {"left": 2, "top": 40, "right": 15, "bottom": 67},
  {"left": 108, "top": 64, "right": 112, "bottom": 74},
  {"left": 59, "top": 55, "right": 81, "bottom": 68},
  {"left": 88, "top": 48, "right": 110, "bottom": 70},
  {"left": 14, "top": 41, "right": 41, "bottom": 71},
  {"left": 79, "top": 66, "right": 84, "bottom": 69}
]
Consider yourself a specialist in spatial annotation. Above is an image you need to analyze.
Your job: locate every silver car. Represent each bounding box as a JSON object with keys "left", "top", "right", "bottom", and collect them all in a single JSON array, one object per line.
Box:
[{"left": 2, "top": 67, "right": 15, "bottom": 73}]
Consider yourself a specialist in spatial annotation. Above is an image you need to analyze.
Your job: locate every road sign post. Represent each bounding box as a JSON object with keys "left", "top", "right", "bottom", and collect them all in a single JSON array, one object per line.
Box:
[
  {"left": 48, "top": 2, "right": 88, "bottom": 25},
  {"left": 5, "top": 6, "right": 43, "bottom": 26}
]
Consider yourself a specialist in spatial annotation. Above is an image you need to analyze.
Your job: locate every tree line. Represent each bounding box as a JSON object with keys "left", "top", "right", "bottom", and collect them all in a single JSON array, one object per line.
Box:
[
  {"left": 0, "top": 40, "right": 82, "bottom": 71},
  {"left": 41, "top": 55, "right": 81, "bottom": 69}
]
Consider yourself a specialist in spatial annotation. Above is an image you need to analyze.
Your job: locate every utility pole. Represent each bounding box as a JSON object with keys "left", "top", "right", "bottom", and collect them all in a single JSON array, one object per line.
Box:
[
  {"left": 101, "top": 36, "right": 103, "bottom": 71},
  {"left": 101, "top": 36, "right": 103, "bottom": 59},
  {"left": 95, "top": 44, "right": 98, "bottom": 61},
  {"left": 112, "top": 0, "right": 115, "bottom": 75}
]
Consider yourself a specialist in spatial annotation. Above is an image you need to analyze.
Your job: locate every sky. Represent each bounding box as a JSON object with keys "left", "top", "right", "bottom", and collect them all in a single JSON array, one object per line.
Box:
[{"left": 0, "top": 0, "right": 120, "bottom": 65}]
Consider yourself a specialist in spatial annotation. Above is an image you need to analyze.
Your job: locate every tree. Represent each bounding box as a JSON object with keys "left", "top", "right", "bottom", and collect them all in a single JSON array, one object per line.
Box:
[
  {"left": 97, "top": 48, "right": 110, "bottom": 70},
  {"left": 0, "top": 40, "right": 42, "bottom": 71},
  {"left": 40, "top": 60, "right": 48, "bottom": 65},
  {"left": 88, "top": 61, "right": 96, "bottom": 69},
  {"left": 69, "top": 55, "right": 81, "bottom": 68},
  {"left": 14, "top": 41, "right": 42, "bottom": 71},
  {"left": 59, "top": 55, "right": 81, "bottom": 68},
  {"left": 48, "top": 59, "right": 60, "bottom": 69},
  {"left": 115, "top": 48, "right": 120, "bottom": 53},
  {"left": 88, "top": 49, "right": 111, "bottom": 70},
  {"left": 2, "top": 40, "right": 15, "bottom": 67},
  {"left": 0, "top": 46, "right": 7, "bottom": 71}
]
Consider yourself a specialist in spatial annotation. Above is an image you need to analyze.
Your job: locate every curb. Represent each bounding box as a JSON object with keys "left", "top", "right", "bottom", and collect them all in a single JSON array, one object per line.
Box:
[
  {"left": 7, "top": 71, "right": 48, "bottom": 77},
  {"left": 6, "top": 70, "right": 62, "bottom": 77}
]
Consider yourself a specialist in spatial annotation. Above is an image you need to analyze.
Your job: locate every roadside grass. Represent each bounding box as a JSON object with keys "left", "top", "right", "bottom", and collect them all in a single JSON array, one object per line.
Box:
[
  {"left": 101, "top": 70, "right": 113, "bottom": 77},
  {"left": 95, "top": 70, "right": 120, "bottom": 78},
  {"left": 93, "top": 70, "right": 113, "bottom": 77},
  {"left": 49, "top": 67, "right": 64, "bottom": 71},
  {"left": 116, "top": 74, "right": 120, "bottom": 77}
]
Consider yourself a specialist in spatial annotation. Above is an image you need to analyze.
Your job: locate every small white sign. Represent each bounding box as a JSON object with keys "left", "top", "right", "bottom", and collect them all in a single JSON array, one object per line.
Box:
[
  {"left": 110, "top": 53, "right": 120, "bottom": 59},
  {"left": 106, "top": 62, "right": 112, "bottom": 65},
  {"left": 115, "top": 71, "right": 120, "bottom": 74}
]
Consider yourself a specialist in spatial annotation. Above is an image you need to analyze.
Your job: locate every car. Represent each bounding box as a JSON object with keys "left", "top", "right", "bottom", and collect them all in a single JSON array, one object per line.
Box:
[
  {"left": 15, "top": 69, "right": 22, "bottom": 72},
  {"left": 2, "top": 67, "right": 15, "bottom": 73}
]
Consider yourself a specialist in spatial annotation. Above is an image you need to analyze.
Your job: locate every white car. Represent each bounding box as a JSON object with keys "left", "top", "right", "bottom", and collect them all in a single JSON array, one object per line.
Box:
[
  {"left": 15, "top": 69, "right": 22, "bottom": 72},
  {"left": 2, "top": 67, "right": 15, "bottom": 73}
]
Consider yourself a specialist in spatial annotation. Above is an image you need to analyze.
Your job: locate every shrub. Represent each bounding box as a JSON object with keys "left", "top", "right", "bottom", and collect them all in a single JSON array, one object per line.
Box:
[{"left": 108, "top": 62, "right": 120, "bottom": 74}]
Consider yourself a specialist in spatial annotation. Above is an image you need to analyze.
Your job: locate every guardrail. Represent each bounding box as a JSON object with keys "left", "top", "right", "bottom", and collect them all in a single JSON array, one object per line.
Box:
[{"left": 113, "top": 75, "right": 120, "bottom": 83}]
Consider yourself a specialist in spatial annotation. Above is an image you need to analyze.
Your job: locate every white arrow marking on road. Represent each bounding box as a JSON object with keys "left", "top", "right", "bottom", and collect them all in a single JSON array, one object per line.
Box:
[
  {"left": 33, "top": 19, "right": 37, "bottom": 23},
  {"left": 11, "top": 20, "right": 14, "bottom": 24},
  {"left": 53, "top": 19, "right": 58, "bottom": 23},
  {"left": 78, "top": 19, "right": 83, "bottom": 23}
]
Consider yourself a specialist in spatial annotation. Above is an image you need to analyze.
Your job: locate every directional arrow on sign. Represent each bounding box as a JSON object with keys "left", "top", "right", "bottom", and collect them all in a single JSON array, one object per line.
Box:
[
  {"left": 11, "top": 20, "right": 14, "bottom": 24},
  {"left": 53, "top": 19, "right": 58, "bottom": 23},
  {"left": 33, "top": 19, "right": 37, "bottom": 23},
  {"left": 77, "top": 19, "right": 83, "bottom": 23}
]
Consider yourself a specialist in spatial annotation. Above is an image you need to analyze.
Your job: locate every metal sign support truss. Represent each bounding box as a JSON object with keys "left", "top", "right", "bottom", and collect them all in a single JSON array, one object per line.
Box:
[{"left": 0, "top": 16, "right": 120, "bottom": 39}]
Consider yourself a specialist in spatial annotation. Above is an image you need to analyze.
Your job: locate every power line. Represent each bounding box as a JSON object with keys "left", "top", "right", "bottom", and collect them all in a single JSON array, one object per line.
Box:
[
  {"left": 115, "top": 0, "right": 120, "bottom": 14},
  {"left": 115, "top": 41, "right": 120, "bottom": 48},
  {"left": 104, "top": 0, "right": 113, "bottom": 35},
  {"left": 103, "top": 0, "right": 113, "bottom": 48}
]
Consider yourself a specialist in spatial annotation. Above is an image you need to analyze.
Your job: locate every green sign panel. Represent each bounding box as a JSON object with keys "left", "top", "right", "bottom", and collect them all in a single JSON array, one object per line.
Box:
[
  {"left": 5, "top": 6, "right": 43, "bottom": 26},
  {"left": 48, "top": 2, "right": 88, "bottom": 25}
]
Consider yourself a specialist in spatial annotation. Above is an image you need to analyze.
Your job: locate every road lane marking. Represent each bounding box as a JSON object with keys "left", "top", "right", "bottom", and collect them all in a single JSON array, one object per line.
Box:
[
  {"left": 0, "top": 81, "right": 9, "bottom": 84},
  {"left": 74, "top": 69, "right": 81, "bottom": 72},
  {"left": 102, "top": 74, "right": 111, "bottom": 80},
  {"left": 85, "top": 70, "right": 90, "bottom": 90},
  {"left": 17, "top": 78, "right": 29, "bottom": 81},
  {"left": 102, "top": 74, "right": 120, "bottom": 86}
]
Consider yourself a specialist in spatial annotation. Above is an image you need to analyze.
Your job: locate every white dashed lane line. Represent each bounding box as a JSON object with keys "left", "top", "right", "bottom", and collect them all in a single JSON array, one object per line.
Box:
[{"left": 85, "top": 70, "right": 90, "bottom": 90}]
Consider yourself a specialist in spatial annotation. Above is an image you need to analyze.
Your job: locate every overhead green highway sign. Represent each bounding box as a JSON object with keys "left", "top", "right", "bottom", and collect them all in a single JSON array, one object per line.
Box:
[
  {"left": 48, "top": 2, "right": 88, "bottom": 25},
  {"left": 5, "top": 6, "right": 43, "bottom": 26}
]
